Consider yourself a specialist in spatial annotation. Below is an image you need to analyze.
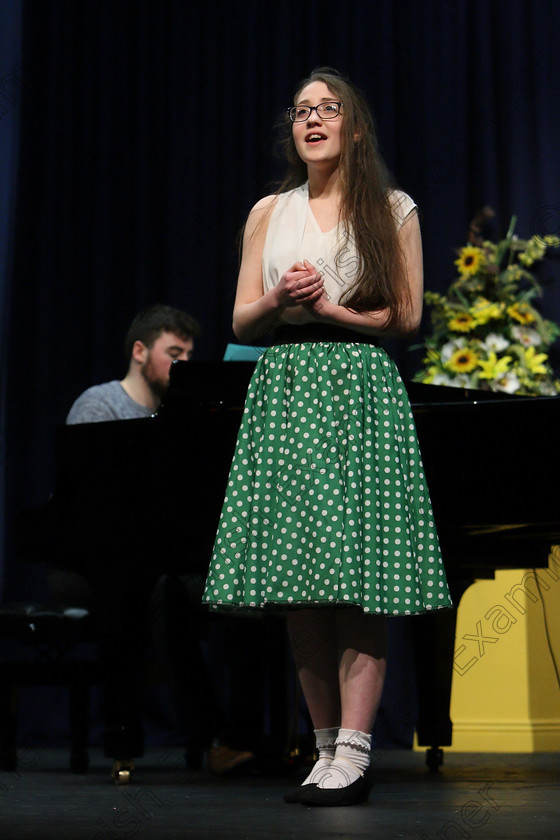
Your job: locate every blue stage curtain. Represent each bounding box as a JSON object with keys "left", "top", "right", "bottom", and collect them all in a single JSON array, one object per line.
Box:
[
  {"left": 0, "top": 0, "right": 22, "bottom": 597},
  {"left": 5, "top": 0, "right": 560, "bottom": 594},
  {"left": 2, "top": 0, "right": 560, "bottom": 748}
]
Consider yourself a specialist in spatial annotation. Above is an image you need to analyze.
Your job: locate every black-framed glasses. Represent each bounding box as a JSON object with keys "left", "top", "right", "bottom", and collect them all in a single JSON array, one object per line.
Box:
[{"left": 286, "top": 101, "right": 343, "bottom": 123}]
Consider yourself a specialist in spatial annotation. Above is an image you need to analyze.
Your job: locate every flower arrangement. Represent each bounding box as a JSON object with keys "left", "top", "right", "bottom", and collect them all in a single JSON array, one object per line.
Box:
[{"left": 413, "top": 212, "right": 560, "bottom": 395}]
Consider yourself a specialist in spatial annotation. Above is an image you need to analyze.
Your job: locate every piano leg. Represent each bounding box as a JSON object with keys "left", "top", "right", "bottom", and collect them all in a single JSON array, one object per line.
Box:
[
  {"left": 48, "top": 566, "right": 146, "bottom": 781},
  {"left": 412, "top": 579, "right": 473, "bottom": 772},
  {"left": 96, "top": 577, "right": 150, "bottom": 782},
  {"left": 102, "top": 647, "right": 145, "bottom": 786}
]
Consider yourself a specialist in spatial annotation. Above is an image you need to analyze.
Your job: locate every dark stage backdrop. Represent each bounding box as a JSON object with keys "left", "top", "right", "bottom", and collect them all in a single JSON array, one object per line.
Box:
[
  {"left": 0, "top": 0, "right": 22, "bottom": 596},
  {"left": 1, "top": 0, "right": 560, "bottom": 746},
  {"left": 5, "top": 0, "right": 560, "bottom": 593}
]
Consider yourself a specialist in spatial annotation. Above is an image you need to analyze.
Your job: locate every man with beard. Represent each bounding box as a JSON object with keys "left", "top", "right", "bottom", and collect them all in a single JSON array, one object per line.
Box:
[{"left": 66, "top": 304, "right": 199, "bottom": 423}]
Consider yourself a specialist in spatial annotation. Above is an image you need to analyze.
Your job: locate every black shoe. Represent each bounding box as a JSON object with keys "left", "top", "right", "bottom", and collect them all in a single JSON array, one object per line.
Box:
[
  {"left": 283, "top": 783, "right": 317, "bottom": 804},
  {"left": 300, "top": 773, "right": 370, "bottom": 807}
]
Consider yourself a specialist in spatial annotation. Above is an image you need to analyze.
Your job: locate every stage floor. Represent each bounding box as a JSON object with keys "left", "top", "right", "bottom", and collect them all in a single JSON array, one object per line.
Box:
[{"left": 1, "top": 748, "right": 559, "bottom": 839}]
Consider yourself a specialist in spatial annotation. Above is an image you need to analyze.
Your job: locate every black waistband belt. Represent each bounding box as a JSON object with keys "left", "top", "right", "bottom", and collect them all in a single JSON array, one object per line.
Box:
[{"left": 272, "top": 323, "right": 379, "bottom": 346}]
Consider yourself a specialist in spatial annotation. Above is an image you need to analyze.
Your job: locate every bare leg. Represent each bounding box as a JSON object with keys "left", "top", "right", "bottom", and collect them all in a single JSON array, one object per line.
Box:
[
  {"left": 309, "top": 609, "right": 386, "bottom": 796},
  {"left": 337, "top": 609, "right": 387, "bottom": 732},
  {"left": 287, "top": 607, "right": 387, "bottom": 731},
  {"left": 287, "top": 608, "right": 340, "bottom": 729},
  {"left": 286, "top": 607, "right": 387, "bottom": 802}
]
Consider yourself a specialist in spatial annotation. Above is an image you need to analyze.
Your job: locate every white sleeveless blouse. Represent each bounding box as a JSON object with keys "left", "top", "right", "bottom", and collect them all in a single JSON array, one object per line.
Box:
[{"left": 262, "top": 183, "right": 417, "bottom": 324}]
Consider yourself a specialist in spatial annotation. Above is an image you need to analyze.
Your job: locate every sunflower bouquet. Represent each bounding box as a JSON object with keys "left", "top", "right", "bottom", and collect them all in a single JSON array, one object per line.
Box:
[{"left": 413, "top": 215, "right": 560, "bottom": 396}]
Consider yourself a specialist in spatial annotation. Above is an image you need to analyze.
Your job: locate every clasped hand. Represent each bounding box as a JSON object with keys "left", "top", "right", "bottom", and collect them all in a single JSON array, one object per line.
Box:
[{"left": 276, "top": 260, "right": 326, "bottom": 311}]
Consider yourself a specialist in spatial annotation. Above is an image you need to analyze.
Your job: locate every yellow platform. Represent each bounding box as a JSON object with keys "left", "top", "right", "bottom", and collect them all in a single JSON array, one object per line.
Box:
[
  {"left": 414, "top": 546, "right": 560, "bottom": 752},
  {"left": 441, "top": 548, "right": 560, "bottom": 752}
]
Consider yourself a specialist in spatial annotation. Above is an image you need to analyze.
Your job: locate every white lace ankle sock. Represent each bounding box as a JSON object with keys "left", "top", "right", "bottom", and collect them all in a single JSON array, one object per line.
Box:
[
  {"left": 301, "top": 726, "right": 338, "bottom": 786},
  {"left": 317, "top": 728, "right": 371, "bottom": 790}
]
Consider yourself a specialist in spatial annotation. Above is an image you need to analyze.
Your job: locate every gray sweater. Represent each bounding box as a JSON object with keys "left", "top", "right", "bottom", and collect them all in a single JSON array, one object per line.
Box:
[{"left": 66, "top": 380, "right": 154, "bottom": 424}]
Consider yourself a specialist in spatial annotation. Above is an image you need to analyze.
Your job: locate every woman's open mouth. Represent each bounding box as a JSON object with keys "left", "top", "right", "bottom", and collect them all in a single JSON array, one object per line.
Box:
[{"left": 305, "top": 132, "right": 327, "bottom": 144}]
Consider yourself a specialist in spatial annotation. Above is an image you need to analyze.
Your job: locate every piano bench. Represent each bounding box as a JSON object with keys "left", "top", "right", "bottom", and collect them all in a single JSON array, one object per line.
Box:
[{"left": 0, "top": 603, "right": 101, "bottom": 774}]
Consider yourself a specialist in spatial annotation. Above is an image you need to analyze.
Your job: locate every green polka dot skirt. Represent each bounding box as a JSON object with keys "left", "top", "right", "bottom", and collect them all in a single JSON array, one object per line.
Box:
[{"left": 203, "top": 342, "right": 452, "bottom": 615}]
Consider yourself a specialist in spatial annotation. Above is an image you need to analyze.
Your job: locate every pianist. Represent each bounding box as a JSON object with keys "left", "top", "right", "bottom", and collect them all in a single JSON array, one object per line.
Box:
[
  {"left": 50, "top": 303, "right": 201, "bottom": 611},
  {"left": 66, "top": 303, "right": 200, "bottom": 423}
]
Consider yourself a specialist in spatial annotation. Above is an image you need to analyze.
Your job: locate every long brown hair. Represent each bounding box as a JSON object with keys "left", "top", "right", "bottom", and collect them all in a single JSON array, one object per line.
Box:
[{"left": 276, "top": 67, "right": 411, "bottom": 326}]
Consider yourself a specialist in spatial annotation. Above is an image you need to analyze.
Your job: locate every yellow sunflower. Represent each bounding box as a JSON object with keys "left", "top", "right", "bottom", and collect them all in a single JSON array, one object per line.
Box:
[
  {"left": 455, "top": 246, "right": 485, "bottom": 277},
  {"left": 448, "top": 312, "right": 476, "bottom": 332},
  {"left": 447, "top": 347, "right": 479, "bottom": 373},
  {"left": 507, "top": 302, "right": 536, "bottom": 325}
]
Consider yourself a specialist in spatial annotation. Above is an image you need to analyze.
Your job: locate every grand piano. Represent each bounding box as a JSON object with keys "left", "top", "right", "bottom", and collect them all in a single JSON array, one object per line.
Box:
[{"left": 33, "top": 359, "right": 560, "bottom": 772}]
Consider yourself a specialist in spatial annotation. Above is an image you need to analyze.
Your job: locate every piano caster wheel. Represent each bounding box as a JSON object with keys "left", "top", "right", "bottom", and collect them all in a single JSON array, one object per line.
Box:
[
  {"left": 426, "top": 747, "right": 444, "bottom": 773},
  {"left": 112, "top": 759, "right": 135, "bottom": 785}
]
